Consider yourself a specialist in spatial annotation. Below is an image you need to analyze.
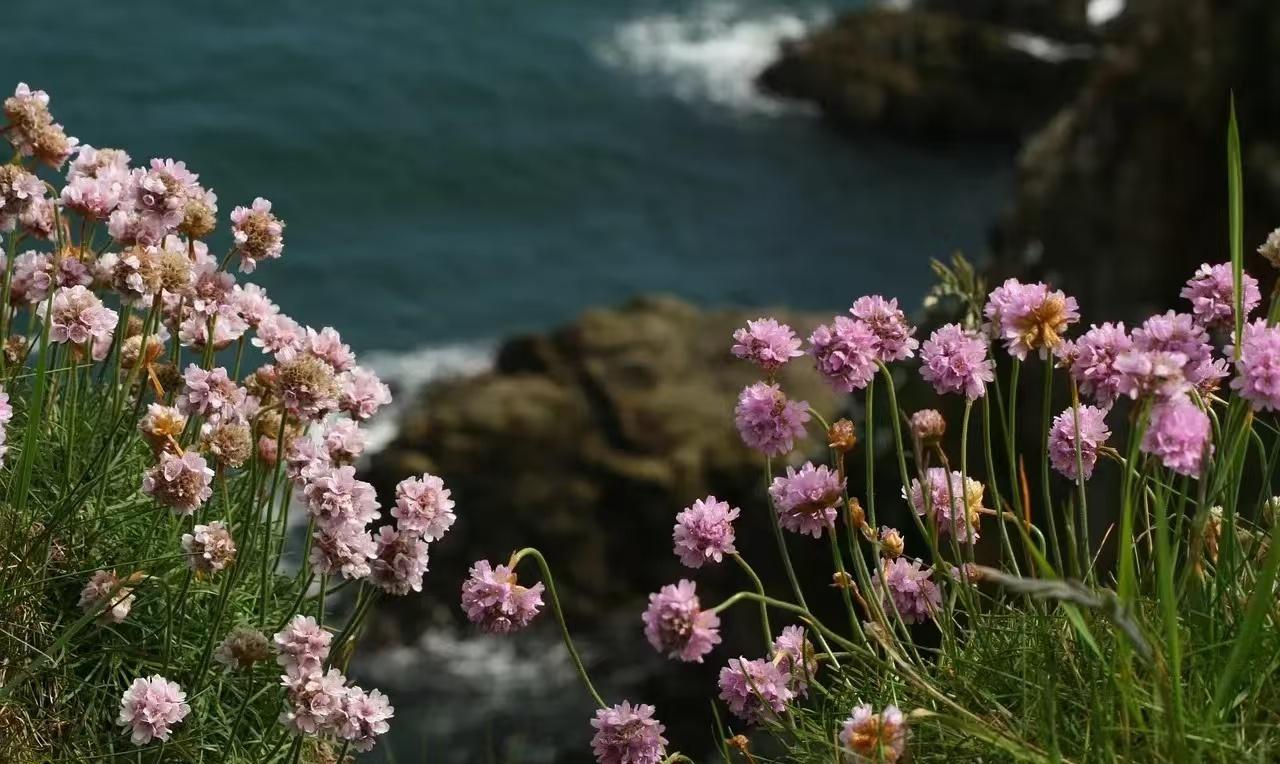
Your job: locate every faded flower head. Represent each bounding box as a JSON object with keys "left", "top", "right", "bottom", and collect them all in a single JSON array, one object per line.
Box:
[
  {"left": 392, "top": 473, "right": 456, "bottom": 541},
  {"left": 642, "top": 579, "right": 721, "bottom": 663},
  {"left": 78, "top": 569, "right": 136, "bottom": 624},
  {"left": 919, "top": 323, "right": 994, "bottom": 400},
  {"left": 1259, "top": 228, "right": 1280, "bottom": 268},
  {"left": 809, "top": 316, "right": 878, "bottom": 392},
  {"left": 734, "top": 381, "right": 810, "bottom": 456},
  {"left": 850, "top": 295, "right": 918, "bottom": 362},
  {"left": 214, "top": 627, "right": 272, "bottom": 672},
  {"left": 1181, "top": 262, "right": 1261, "bottom": 330},
  {"left": 1048, "top": 405, "right": 1111, "bottom": 480},
  {"left": 718, "top": 656, "right": 793, "bottom": 724},
  {"left": 875, "top": 557, "right": 941, "bottom": 624},
  {"left": 839, "top": 704, "right": 908, "bottom": 763},
  {"left": 200, "top": 421, "right": 253, "bottom": 469},
  {"left": 984, "top": 278, "right": 1080, "bottom": 359},
  {"left": 590, "top": 702, "right": 667, "bottom": 764},
  {"left": 117, "top": 675, "right": 189, "bottom": 746},
  {"left": 181, "top": 521, "right": 237, "bottom": 575},
  {"left": 731, "top": 318, "right": 803, "bottom": 372},
  {"left": 673, "top": 495, "right": 739, "bottom": 568},
  {"left": 276, "top": 353, "right": 341, "bottom": 421},
  {"left": 769, "top": 462, "right": 845, "bottom": 538},
  {"left": 909, "top": 409, "right": 945, "bottom": 447},
  {"left": 230, "top": 197, "right": 285, "bottom": 273},
  {"left": 1142, "top": 395, "right": 1212, "bottom": 477},
  {"left": 879, "top": 526, "right": 905, "bottom": 558},
  {"left": 460, "top": 560, "right": 545, "bottom": 633},
  {"left": 4, "top": 83, "right": 78, "bottom": 169},
  {"left": 142, "top": 450, "right": 214, "bottom": 515},
  {"left": 138, "top": 404, "right": 187, "bottom": 455}
]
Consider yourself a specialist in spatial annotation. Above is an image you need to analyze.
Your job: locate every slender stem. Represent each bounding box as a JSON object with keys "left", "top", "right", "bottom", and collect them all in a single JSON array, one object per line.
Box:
[
  {"left": 764, "top": 457, "right": 808, "bottom": 610},
  {"left": 730, "top": 553, "right": 773, "bottom": 650}
]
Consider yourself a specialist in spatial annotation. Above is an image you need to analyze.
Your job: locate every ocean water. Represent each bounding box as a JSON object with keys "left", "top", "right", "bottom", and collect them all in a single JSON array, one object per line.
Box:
[{"left": 5, "top": 0, "right": 1012, "bottom": 363}]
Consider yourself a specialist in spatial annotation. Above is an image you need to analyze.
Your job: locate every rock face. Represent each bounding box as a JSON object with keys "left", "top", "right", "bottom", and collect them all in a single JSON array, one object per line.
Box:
[
  {"left": 992, "top": 0, "right": 1280, "bottom": 320},
  {"left": 363, "top": 295, "right": 839, "bottom": 638},
  {"left": 758, "top": 8, "right": 1092, "bottom": 139}
]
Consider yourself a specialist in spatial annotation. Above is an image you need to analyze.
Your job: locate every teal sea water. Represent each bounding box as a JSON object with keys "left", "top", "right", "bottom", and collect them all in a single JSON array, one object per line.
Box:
[{"left": 5, "top": 0, "right": 1011, "bottom": 359}]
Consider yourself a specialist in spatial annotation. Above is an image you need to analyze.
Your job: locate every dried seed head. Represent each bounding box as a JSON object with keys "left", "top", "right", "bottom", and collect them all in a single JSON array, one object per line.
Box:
[
  {"left": 828, "top": 418, "right": 857, "bottom": 452},
  {"left": 179, "top": 197, "right": 217, "bottom": 239},
  {"left": 213, "top": 626, "right": 272, "bottom": 672},
  {"left": 120, "top": 334, "right": 165, "bottom": 369},
  {"left": 847, "top": 497, "right": 867, "bottom": 530},
  {"left": 831, "top": 570, "right": 855, "bottom": 589},
  {"left": 138, "top": 404, "right": 187, "bottom": 454},
  {"left": 201, "top": 422, "right": 253, "bottom": 469},
  {"left": 158, "top": 248, "right": 193, "bottom": 294},
  {"left": 4, "top": 335, "right": 27, "bottom": 366},
  {"left": 879, "top": 527, "right": 905, "bottom": 559}
]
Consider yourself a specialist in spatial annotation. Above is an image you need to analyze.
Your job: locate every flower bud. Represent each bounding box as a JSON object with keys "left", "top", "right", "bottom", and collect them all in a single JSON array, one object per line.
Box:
[
  {"left": 828, "top": 418, "right": 857, "bottom": 452},
  {"left": 847, "top": 497, "right": 867, "bottom": 530},
  {"left": 831, "top": 571, "right": 854, "bottom": 589},
  {"left": 879, "top": 527, "right": 904, "bottom": 559},
  {"left": 910, "top": 409, "right": 946, "bottom": 447}
]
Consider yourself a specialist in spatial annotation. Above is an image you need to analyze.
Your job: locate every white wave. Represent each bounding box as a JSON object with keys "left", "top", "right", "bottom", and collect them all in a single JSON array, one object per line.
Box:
[
  {"left": 1087, "top": 0, "right": 1124, "bottom": 26},
  {"left": 596, "top": 1, "right": 829, "bottom": 115},
  {"left": 359, "top": 340, "right": 496, "bottom": 454}
]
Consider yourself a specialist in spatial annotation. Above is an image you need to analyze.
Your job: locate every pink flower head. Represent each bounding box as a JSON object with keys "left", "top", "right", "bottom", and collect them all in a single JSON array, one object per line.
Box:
[
  {"left": 0, "top": 165, "right": 44, "bottom": 233},
  {"left": 590, "top": 702, "right": 668, "bottom": 764},
  {"left": 280, "top": 666, "right": 348, "bottom": 735},
  {"left": 460, "top": 560, "right": 545, "bottom": 633},
  {"left": 230, "top": 197, "right": 285, "bottom": 273},
  {"left": 62, "top": 169, "right": 126, "bottom": 220},
  {"left": 43, "top": 285, "right": 118, "bottom": 345},
  {"left": 769, "top": 462, "right": 845, "bottom": 538},
  {"left": 1142, "top": 396, "right": 1212, "bottom": 477},
  {"left": 78, "top": 569, "right": 136, "bottom": 624},
  {"left": 809, "top": 316, "right": 879, "bottom": 392},
  {"left": 142, "top": 451, "right": 214, "bottom": 515},
  {"left": 177, "top": 365, "right": 247, "bottom": 424},
  {"left": 68, "top": 145, "right": 131, "bottom": 182},
  {"left": 672, "top": 495, "right": 739, "bottom": 568},
  {"left": 731, "top": 318, "right": 803, "bottom": 372},
  {"left": 718, "top": 657, "right": 793, "bottom": 724},
  {"left": 370, "top": 525, "right": 430, "bottom": 596},
  {"left": 117, "top": 676, "right": 190, "bottom": 745},
  {"left": 1048, "top": 405, "right": 1111, "bottom": 480},
  {"left": 229, "top": 283, "right": 278, "bottom": 328},
  {"left": 875, "top": 557, "right": 941, "bottom": 624},
  {"left": 294, "top": 326, "right": 355, "bottom": 372},
  {"left": 302, "top": 465, "right": 381, "bottom": 530},
  {"left": 919, "top": 323, "right": 994, "bottom": 400},
  {"left": 905, "top": 468, "right": 984, "bottom": 542},
  {"left": 253, "top": 312, "right": 305, "bottom": 355},
  {"left": 850, "top": 295, "right": 918, "bottom": 362},
  {"left": 181, "top": 520, "right": 237, "bottom": 575},
  {"left": 1114, "top": 349, "right": 1193, "bottom": 401},
  {"left": 177, "top": 306, "right": 249, "bottom": 352},
  {"left": 285, "top": 436, "right": 331, "bottom": 487},
  {"left": 321, "top": 418, "right": 367, "bottom": 464},
  {"left": 1229, "top": 319, "right": 1280, "bottom": 411},
  {"left": 337, "top": 686, "right": 394, "bottom": 752},
  {"left": 1063, "top": 322, "right": 1133, "bottom": 406},
  {"left": 309, "top": 521, "right": 376, "bottom": 580},
  {"left": 773, "top": 625, "right": 818, "bottom": 696},
  {"left": 0, "top": 390, "right": 12, "bottom": 426},
  {"left": 734, "top": 381, "right": 810, "bottom": 456},
  {"left": 3, "top": 84, "right": 78, "bottom": 169},
  {"left": 1181, "top": 262, "right": 1261, "bottom": 331},
  {"left": 642, "top": 579, "right": 721, "bottom": 663},
  {"left": 109, "top": 158, "right": 200, "bottom": 245},
  {"left": 392, "top": 473, "right": 456, "bottom": 541},
  {"left": 984, "top": 278, "right": 1080, "bottom": 359},
  {"left": 1131, "top": 311, "right": 1227, "bottom": 395},
  {"left": 274, "top": 614, "right": 332, "bottom": 673},
  {"left": 340, "top": 366, "right": 393, "bottom": 420},
  {"left": 839, "top": 704, "right": 908, "bottom": 763}
]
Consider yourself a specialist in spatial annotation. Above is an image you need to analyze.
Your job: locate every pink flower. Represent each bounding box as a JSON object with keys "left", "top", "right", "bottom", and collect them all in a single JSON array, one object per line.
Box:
[
  {"left": 230, "top": 197, "right": 285, "bottom": 273},
  {"left": 253, "top": 313, "right": 305, "bottom": 355},
  {"left": 117, "top": 675, "right": 190, "bottom": 745},
  {"left": 391, "top": 473, "right": 456, "bottom": 541},
  {"left": 336, "top": 686, "right": 394, "bottom": 752},
  {"left": 276, "top": 354, "right": 341, "bottom": 422},
  {"left": 78, "top": 570, "right": 136, "bottom": 624},
  {"left": 918, "top": 323, "right": 994, "bottom": 400},
  {"left": 673, "top": 495, "right": 739, "bottom": 568},
  {"left": 1114, "top": 349, "right": 1192, "bottom": 401},
  {"left": 460, "top": 560, "right": 545, "bottom": 633},
  {"left": 142, "top": 451, "right": 214, "bottom": 515},
  {"left": 590, "top": 702, "right": 668, "bottom": 764},
  {"left": 109, "top": 158, "right": 201, "bottom": 245},
  {"left": 280, "top": 666, "right": 348, "bottom": 735},
  {"left": 905, "top": 468, "right": 985, "bottom": 542},
  {"left": 309, "top": 521, "right": 376, "bottom": 580},
  {"left": 1131, "top": 311, "right": 1227, "bottom": 395},
  {"left": 1063, "top": 322, "right": 1133, "bottom": 406},
  {"left": 181, "top": 521, "right": 237, "bottom": 575},
  {"left": 340, "top": 366, "right": 393, "bottom": 420},
  {"left": 291, "top": 326, "right": 354, "bottom": 372},
  {"left": 1229, "top": 319, "right": 1280, "bottom": 411},
  {"left": 773, "top": 625, "right": 818, "bottom": 696},
  {"left": 274, "top": 614, "right": 332, "bottom": 673},
  {"left": 850, "top": 295, "right": 918, "bottom": 362},
  {"left": 1048, "top": 405, "right": 1111, "bottom": 480},
  {"left": 1180, "top": 262, "right": 1261, "bottom": 331},
  {"left": 642, "top": 580, "right": 721, "bottom": 663},
  {"left": 731, "top": 318, "right": 803, "bottom": 372},
  {"left": 321, "top": 418, "right": 367, "bottom": 464},
  {"left": 875, "top": 558, "right": 941, "bottom": 624},
  {"left": 734, "top": 381, "right": 810, "bottom": 456},
  {"left": 62, "top": 171, "right": 126, "bottom": 220},
  {"left": 67, "top": 145, "right": 131, "bottom": 181},
  {"left": 839, "top": 704, "right": 908, "bottom": 763},
  {"left": 177, "top": 365, "right": 247, "bottom": 423},
  {"left": 1142, "top": 396, "right": 1212, "bottom": 477},
  {"left": 285, "top": 436, "right": 331, "bottom": 487},
  {"left": 717, "top": 657, "right": 793, "bottom": 724},
  {"left": 302, "top": 465, "right": 381, "bottom": 529},
  {"left": 809, "top": 316, "right": 878, "bottom": 392},
  {"left": 43, "top": 285, "right": 118, "bottom": 345},
  {"left": 229, "top": 283, "right": 278, "bottom": 328},
  {"left": 370, "top": 526, "right": 430, "bottom": 596},
  {"left": 0, "top": 165, "right": 44, "bottom": 233},
  {"left": 984, "top": 278, "right": 1079, "bottom": 359},
  {"left": 3, "top": 84, "right": 78, "bottom": 169},
  {"left": 769, "top": 463, "right": 844, "bottom": 538}
]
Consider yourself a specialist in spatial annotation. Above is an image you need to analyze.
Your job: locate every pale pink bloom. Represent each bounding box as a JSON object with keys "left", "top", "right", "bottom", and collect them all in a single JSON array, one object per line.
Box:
[
  {"left": 110, "top": 159, "right": 201, "bottom": 244},
  {"left": 78, "top": 570, "right": 135, "bottom": 624},
  {"left": 839, "top": 704, "right": 908, "bottom": 763},
  {"left": 1142, "top": 395, "right": 1212, "bottom": 477},
  {"left": 302, "top": 464, "right": 380, "bottom": 529},
  {"left": 850, "top": 295, "right": 918, "bottom": 362},
  {"left": 1229, "top": 319, "right": 1280, "bottom": 411},
  {"left": 919, "top": 323, "right": 994, "bottom": 400},
  {"left": 176, "top": 365, "right": 247, "bottom": 423},
  {"left": 336, "top": 686, "right": 394, "bottom": 752},
  {"left": 773, "top": 625, "right": 818, "bottom": 696},
  {"left": 309, "top": 521, "right": 376, "bottom": 580},
  {"left": 590, "top": 702, "right": 668, "bottom": 764},
  {"left": 731, "top": 318, "right": 804, "bottom": 372},
  {"left": 1048, "top": 405, "right": 1111, "bottom": 480},
  {"left": 770, "top": 463, "right": 844, "bottom": 538},
  {"left": 20, "top": 196, "right": 54, "bottom": 239},
  {"left": 1131, "top": 311, "right": 1226, "bottom": 395},
  {"left": 369, "top": 526, "right": 430, "bottom": 596},
  {"left": 181, "top": 521, "right": 237, "bottom": 575},
  {"left": 253, "top": 312, "right": 305, "bottom": 355},
  {"left": 280, "top": 666, "right": 348, "bottom": 735},
  {"left": 1181, "top": 262, "right": 1262, "bottom": 331},
  {"left": 718, "top": 657, "right": 793, "bottom": 724},
  {"left": 1062, "top": 322, "right": 1133, "bottom": 406},
  {"left": 285, "top": 436, "right": 332, "bottom": 487},
  {"left": 905, "top": 468, "right": 986, "bottom": 542},
  {"left": 875, "top": 557, "right": 941, "bottom": 624},
  {"left": 117, "top": 675, "right": 190, "bottom": 745},
  {"left": 0, "top": 390, "right": 12, "bottom": 426},
  {"left": 0, "top": 165, "right": 44, "bottom": 232},
  {"left": 1114, "top": 349, "right": 1192, "bottom": 401},
  {"left": 984, "top": 278, "right": 1080, "bottom": 359},
  {"left": 734, "top": 381, "right": 810, "bottom": 456},
  {"left": 62, "top": 166, "right": 127, "bottom": 220},
  {"left": 392, "top": 473, "right": 456, "bottom": 541},
  {"left": 672, "top": 496, "right": 739, "bottom": 568},
  {"left": 176, "top": 306, "right": 249, "bottom": 351},
  {"left": 67, "top": 145, "right": 131, "bottom": 182},
  {"left": 229, "top": 283, "right": 278, "bottom": 328},
  {"left": 809, "top": 316, "right": 879, "bottom": 392},
  {"left": 460, "top": 560, "right": 545, "bottom": 633},
  {"left": 340, "top": 366, "right": 393, "bottom": 420},
  {"left": 230, "top": 197, "right": 285, "bottom": 273},
  {"left": 321, "top": 418, "right": 367, "bottom": 464},
  {"left": 642, "top": 579, "right": 721, "bottom": 663},
  {"left": 42, "top": 285, "right": 118, "bottom": 345},
  {"left": 296, "top": 326, "right": 355, "bottom": 372},
  {"left": 142, "top": 451, "right": 214, "bottom": 515},
  {"left": 274, "top": 614, "right": 332, "bottom": 673}
]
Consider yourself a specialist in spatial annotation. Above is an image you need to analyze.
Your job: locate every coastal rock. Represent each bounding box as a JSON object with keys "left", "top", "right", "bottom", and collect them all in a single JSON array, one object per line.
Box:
[
  {"left": 757, "top": 8, "right": 1092, "bottom": 139},
  {"left": 363, "top": 295, "right": 840, "bottom": 639}
]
